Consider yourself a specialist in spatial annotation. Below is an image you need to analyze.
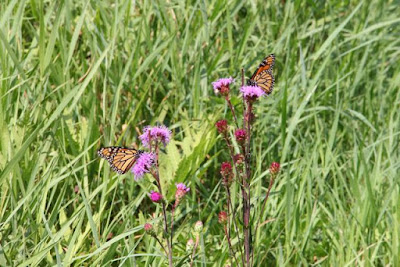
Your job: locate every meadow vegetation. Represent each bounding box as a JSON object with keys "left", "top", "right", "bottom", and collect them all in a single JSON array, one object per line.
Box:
[{"left": 0, "top": 0, "right": 399, "bottom": 265}]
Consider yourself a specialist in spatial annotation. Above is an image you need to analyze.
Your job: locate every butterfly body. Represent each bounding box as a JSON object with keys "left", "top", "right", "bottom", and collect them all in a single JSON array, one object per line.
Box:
[
  {"left": 98, "top": 147, "right": 141, "bottom": 174},
  {"left": 247, "top": 54, "right": 275, "bottom": 95}
]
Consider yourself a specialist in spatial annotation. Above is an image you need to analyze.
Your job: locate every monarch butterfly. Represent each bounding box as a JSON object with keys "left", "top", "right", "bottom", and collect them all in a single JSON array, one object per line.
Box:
[
  {"left": 98, "top": 147, "right": 141, "bottom": 174},
  {"left": 247, "top": 54, "right": 275, "bottom": 95}
]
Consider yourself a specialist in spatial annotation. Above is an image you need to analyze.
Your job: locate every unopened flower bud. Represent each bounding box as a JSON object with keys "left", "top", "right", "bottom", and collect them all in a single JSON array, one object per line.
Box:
[
  {"left": 234, "top": 129, "right": 246, "bottom": 145},
  {"left": 218, "top": 211, "right": 228, "bottom": 225},
  {"left": 215, "top": 120, "right": 228, "bottom": 134},
  {"left": 144, "top": 223, "right": 155, "bottom": 236},
  {"left": 175, "top": 183, "right": 190, "bottom": 206},
  {"left": 233, "top": 154, "right": 244, "bottom": 165},
  {"left": 220, "top": 162, "right": 233, "bottom": 186},
  {"left": 269, "top": 162, "right": 280, "bottom": 177}
]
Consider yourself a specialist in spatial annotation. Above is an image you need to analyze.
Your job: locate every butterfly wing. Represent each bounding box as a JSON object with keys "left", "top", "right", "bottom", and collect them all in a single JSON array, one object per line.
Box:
[
  {"left": 253, "top": 70, "right": 275, "bottom": 95},
  {"left": 249, "top": 54, "right": 275, "bottom": 81},
  {"left": 98, "top": 147, "right": 139, "bottom": 174}
]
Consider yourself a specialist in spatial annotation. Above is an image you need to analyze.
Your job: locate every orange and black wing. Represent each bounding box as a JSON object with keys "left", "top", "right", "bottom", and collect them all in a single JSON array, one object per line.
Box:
[
  {"left": 98, "top": 147, "right": 139, "bottom": 174},
  {"left": 249, "top": 54, "right": 275, "bottom": 81},
  {"left": 253, "top": 70, "right": 275, "bottom": 95}
]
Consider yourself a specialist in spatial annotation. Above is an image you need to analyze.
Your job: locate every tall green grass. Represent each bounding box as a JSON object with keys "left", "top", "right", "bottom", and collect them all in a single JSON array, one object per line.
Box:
[{"left": 0, "top": 0, "right": 399, "bottom": 265}]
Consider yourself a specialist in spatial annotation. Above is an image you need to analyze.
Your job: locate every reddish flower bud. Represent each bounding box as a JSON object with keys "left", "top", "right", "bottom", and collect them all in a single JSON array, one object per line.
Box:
[
  {"left": 234, "top": 129, "right": 247, "bottom": 145},
  {"left": 220, "top": 162, "right": 233, "bottom": 186},
  {"left": 233, "top": 154, "right": 244, "bottom": 165},
  {"left": 269, "top": 162, "right": 280, "bottom": 176},
  {"left": 218, "top": 211, "right": 228, "bottom": 224},
  {"left": 144, "top": 223, "right": 155, "bottom": 236},
  {"left": 215, "top": 120, "right": 228, "bottom": 134},
  {"left": 175, "top": 183, "right": 190, "bottom": 206}
]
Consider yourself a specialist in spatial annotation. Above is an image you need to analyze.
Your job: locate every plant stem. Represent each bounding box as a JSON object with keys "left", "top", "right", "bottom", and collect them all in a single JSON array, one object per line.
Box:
[
  {"left": 189, "top": 235, "right": 200, "bottom": 267},
  {"left": 251, "top": 175, "right": 275, "bottom": 266},
  {"left": 222, "top": 135, "right": 245, "bottom": 266},
  {"left": 224, "top": 225, "right": 239, "bottom": 267},
  {"left": 224, "top": 185, "right": 244, "bottom": 263},
  {"left": 153, "top": 143, "right": 173, "bottom": 267},
  {"left": 243, "top": 101, "right": 253, "bottom": 266},
  {"left": 154, "top": 235, "right": 168, "bottom": 255},
  {"left": 170, "top": 203, "right": 176, "bottom": 249},
  {"left": 225, "top": 97, "right": 239, "bottom": 128}
]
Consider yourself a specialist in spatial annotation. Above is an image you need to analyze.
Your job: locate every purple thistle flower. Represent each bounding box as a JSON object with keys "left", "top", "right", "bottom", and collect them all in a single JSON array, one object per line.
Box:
[
  {"left": 139, "top": 125, "right": 172, "bottom": 148},
  {"left": 148, "top": 190, "right": 163, "bottom": 203},
  {"left": 240, "top": 85, "right": 265, "bottom": 100},
  {"left": 131, "top": 152, "right": 155, "bottom": 180},
  {"left": 212, "top": 77, "right": 234, "bottom": 96}
]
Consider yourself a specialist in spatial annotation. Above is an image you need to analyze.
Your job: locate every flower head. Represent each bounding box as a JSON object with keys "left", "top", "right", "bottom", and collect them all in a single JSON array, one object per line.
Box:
[
  {"left": 148, "top": 190, "right": 163, "bottom": 203},
  {"left": 212, "top": 77, "right": 234, "bottom": 96},
  {"left": 218, "top": 211, "right": 228, "bottom": 224},
  {"left": 240, "top": 85, "right": 265, "bottom": 101},
  {"left": 269, "top": 162, "right": 280, "bottom": 177},
  {"left": 139, "top": 125, "right": 172, "bottom": 148},
  {"left": 215, "top": 119, "right": 228, "bottom": 134},
  {"left": 131, "top": 152, "right": 155, "bottom": 180},
  {"left": 220, "top": 162, "right": 233, "bottom": 186},
  {"left": 234, "top": 129, "right": 247, "bottom": 145},
  {"left": 175, "top": 183, "right": 190, "bottom": 206}
]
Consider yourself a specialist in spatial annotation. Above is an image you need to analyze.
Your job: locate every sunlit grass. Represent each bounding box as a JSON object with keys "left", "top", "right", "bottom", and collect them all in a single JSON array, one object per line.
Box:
[{"left": 0, "top": 0, "right": 399, "bottom": 265}]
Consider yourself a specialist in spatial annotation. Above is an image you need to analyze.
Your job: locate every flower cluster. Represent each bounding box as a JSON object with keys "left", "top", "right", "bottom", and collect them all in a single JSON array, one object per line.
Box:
[
  {"left": 240, "top": 85, "right": 265, "bottom": 101},
  {"left": 139, "top": 125, "right": 172, "bottom": 148},
  {"left": 132, "top": 152, "right": 155, "bottom": 180},
  {"left": 212, "top": 77, "right": 234, "bottom": 96}
]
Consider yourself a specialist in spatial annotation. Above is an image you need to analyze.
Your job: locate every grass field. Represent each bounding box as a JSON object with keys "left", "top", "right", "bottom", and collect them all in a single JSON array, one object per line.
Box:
[{"left": 1, "top": 0, "right": 400, "bottom": 266}]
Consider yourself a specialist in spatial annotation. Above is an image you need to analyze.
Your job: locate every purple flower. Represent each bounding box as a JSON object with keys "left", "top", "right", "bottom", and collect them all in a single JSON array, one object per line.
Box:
[
  {"left": 139, "top": 125, "right": 172, "bottom": 148},
  {"left": 149, "top": 191, "right": 163, "bottom": 203},
  {"left": 131, "top": 152, "right": 155, "bottom": 180},
  {"left": 176, "top": 183, "right": 190, "bottom": 192},
  {"left": 175, "top": 183, "right": 190, "bottom": 205},
  {"left": 240, "top": 85, "right": 265, "bottom": 100},
  {"left": 212, "top": 77, "right": 234, "bottom": 96}
]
